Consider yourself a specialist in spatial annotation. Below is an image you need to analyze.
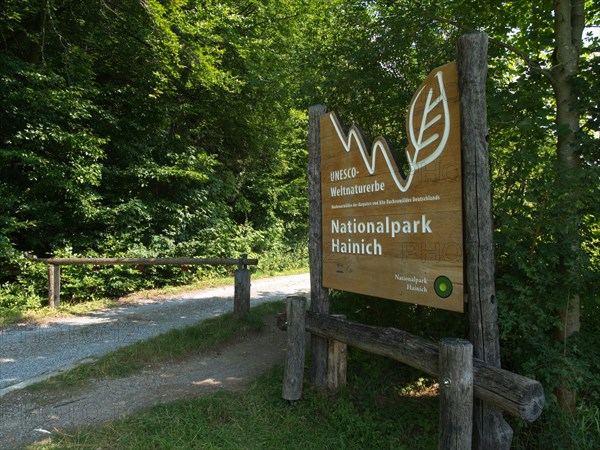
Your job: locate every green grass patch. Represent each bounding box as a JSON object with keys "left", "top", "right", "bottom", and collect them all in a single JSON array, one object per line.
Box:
[
  {"left": 27, "top": 351, "right": 600, "bottom": 450},
  {"left": 26, "top": 301, "right": 285, "bottom": 392},
  {"left": 29, "top": 350, "right": 440, "bottom": 449},
  {"left": 510, "top": 402, "right": 600, "bottom": 449}
]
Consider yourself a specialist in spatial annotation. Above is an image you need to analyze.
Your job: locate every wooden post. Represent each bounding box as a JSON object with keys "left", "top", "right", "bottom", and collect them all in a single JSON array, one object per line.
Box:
[
  {"left": 308, "top": 104, "right": 329, "bottom": 386},
  {"left": 439, "top": 338, "right": 474, "bottom": 450},
  {"left": 327, "top": 315, "right": 347, "bottom": 390},
  {"left": 233, "top": 255, "right": 251, "bottom": 319},
  {"left": 458, "top": 32, "right": 513, "bottom": 449},
  {"left": 48, "top": 264, "right": 60, "bottom": 308},
  {"left": 282, "top": 295, "right": 307, "bottom": 401}
]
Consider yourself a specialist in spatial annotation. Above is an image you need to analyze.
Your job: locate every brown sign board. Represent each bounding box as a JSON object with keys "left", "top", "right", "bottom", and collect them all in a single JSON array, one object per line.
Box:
[{"left": 320, "top": 62, "right": 464, "bottom": 312}]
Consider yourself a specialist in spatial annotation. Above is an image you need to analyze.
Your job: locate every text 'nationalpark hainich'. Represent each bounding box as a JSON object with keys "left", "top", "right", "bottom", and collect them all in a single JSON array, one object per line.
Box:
[{"left": 330, "top": 215, "right": 433, "bottom": 256}]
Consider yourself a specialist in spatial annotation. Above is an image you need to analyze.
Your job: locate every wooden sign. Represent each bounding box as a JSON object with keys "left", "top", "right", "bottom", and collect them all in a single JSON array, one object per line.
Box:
[{"left": 320, "top": 62, "right": 464, "bottom": 312}]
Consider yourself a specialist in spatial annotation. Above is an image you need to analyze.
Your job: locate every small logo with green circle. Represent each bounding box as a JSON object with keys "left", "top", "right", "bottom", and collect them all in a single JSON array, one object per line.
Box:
[{"left": 434, "top": 276, "right": 453, "bottom": 298}]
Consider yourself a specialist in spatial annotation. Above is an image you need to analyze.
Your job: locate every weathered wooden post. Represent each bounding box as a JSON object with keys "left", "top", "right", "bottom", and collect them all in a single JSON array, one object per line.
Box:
[
  {"left": 439, "top": 338, "right": 473, "bottom": 450},
  {"left": 327, "top": 315, "right": 347, "bottom": 390},
  {"left": 458, "top": 32, "right": 513, "bottom": 449},
  {"left": 48, "top": 264, "right": 60, "bottom": 308},
  {"left": 308, "top": 104, "right": 329, "bottom": 385},
  {"left": 233, "top": 254, "right": 251, "bottom": 319},
  {"left": 282, "top": 295, "right": 307, "bottom": 401}
]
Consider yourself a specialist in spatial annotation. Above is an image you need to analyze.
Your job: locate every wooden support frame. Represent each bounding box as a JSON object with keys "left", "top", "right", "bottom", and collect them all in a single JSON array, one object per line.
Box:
[
  {"left": 327, "top": 314, "right": 347, "bottom": 390},
  {"left": 234, "top": 255, "right": 251, "bottom": 319},
  {"left": 439, "top": 338, "right": 474, "bottom": 450},
  {"left": 48, "top": 264, "right": 60, "bottom": 309},
  {"left": 282, "top": 296, "right": 307, "bottom": 401},
  {"left": 28, "top": 256, "right": 258, "bottom": 266},
  {"left": 295, "top": 31, "right": 543, "bottom": 447},
  {"left": 280, "top": 307, "right": 544, "bottom": 423},
  {"left": 307, "top": 104, "right": 329, "bottom": 386}
]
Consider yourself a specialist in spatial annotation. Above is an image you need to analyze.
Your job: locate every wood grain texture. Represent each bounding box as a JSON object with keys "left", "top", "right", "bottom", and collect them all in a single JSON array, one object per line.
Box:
[
  {"left": 26, "top": 256, "right": 258, "bottom": 266},
  {"left": 282, "top": 296, "right": 307, "bottom": 401},
  {"left": 327, "top": 314, "right": 347, "bottom": 390},
  {"left": 319, "top": 64, "right": 464, "bottom": 312},
  {"left": 233, "top": 268, "right": 250, "bottom": 319},
  {"left": 458, "top": 32, "right": 513, "bottom": 449},
  {"left": 277, "top": 311, "right": 544, "bottom": 422},
  {"left": 439, "top": 338, "right": 473, "bottom": 450},
  {"left": 48, "top": 264, "right": 60, "bottom": 308},
  {"left": 308, "top": 104, "right": 329, "bottom": 386}
]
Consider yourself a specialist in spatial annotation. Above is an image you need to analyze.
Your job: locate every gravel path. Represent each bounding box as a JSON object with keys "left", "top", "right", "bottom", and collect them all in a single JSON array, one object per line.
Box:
[
  {"left": 0, "top": 273, "right": 310, "bottom": 448},
  {"left": 0, "top": 316, "right": 292, "bottom": 449},
  {"left": 0, "top": 273, "right": 309, "bottom": 396}
]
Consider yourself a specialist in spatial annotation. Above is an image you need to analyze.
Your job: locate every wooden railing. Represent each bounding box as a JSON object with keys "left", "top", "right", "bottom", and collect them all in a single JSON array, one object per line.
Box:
[
  {"left": 279, "top": 295, "right": 544, "bottom": 444},
  {"left": 25, "top": 254, "right": 258, "bottom": 318}
]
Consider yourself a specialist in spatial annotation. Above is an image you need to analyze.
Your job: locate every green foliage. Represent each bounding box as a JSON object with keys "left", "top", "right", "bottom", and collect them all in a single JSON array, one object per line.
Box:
[
  {"left": 512, "top": 403, "right": 600, "bottom": 449},
  {"left": 0, "top": 0, "right": 311, "bottom": 308},
  {"left": 330, "top": 289, "right": 468, "bottom": 342},
  {"left": 0, "top": 253, "right": 46, "bottom": 311},
  {"left": 307, "top": 0, "right": 599, "bottom": 428}
]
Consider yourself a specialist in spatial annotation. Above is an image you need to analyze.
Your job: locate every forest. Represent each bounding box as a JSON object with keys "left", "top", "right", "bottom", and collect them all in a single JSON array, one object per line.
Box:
[{"left": 1, "top": 0, "right": 599, "bottom": 445}]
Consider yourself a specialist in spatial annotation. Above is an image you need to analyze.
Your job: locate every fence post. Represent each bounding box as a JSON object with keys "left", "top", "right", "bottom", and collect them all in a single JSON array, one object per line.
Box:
[
  {"left": 327, "top": 314, "right": 347, "bottom": 390},
  {"left": 282, "top": 295, "right": 307, "bottom": 401},
  {"left": 439, "top": 338, "right": 473, "bottom": 450},
  {"left": 234, "top": 254, "right": 251, "bottom": 319},
  {"left": 48, "top": 264, "right": 61, "bottom": 309}
]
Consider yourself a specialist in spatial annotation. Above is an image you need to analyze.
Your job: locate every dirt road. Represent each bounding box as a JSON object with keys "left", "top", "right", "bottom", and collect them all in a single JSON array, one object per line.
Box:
[{"left": 0, "top": 273, "right": 309, "bottom": 448}]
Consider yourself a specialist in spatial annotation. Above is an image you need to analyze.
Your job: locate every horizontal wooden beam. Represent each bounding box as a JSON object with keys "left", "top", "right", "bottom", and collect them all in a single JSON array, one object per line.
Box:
[
  {"left": 25, "top": 256, "right": 258, "bottom": 266},
  {"left": 279, "top": 311, "right": 544, "bottom": 422}
]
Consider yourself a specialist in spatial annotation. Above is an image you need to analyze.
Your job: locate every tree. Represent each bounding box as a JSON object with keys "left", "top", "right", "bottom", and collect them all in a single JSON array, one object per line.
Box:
[{"left": 0, "top": 0, "right": 314, "bottom": 302}]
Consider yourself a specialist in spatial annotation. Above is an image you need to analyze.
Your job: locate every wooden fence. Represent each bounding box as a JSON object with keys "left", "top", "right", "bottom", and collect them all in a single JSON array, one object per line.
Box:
[
  {"left": 26, "top": 255, "right": 258, "bottom": 319},
  {"left": 280, "top": 296, "right": 544, "bottom": 447}
]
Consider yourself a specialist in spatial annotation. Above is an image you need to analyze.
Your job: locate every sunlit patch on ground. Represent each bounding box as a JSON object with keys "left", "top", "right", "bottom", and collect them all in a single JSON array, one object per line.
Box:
[{"left": 396, "top": 377, "right": 439, "bottom": 398}]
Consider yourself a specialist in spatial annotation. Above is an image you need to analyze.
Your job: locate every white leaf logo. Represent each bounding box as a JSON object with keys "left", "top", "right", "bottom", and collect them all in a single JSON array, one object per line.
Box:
[
  {"left": 407, "top": 70, "right": 451, "bottom": 177},
  {"left": 329, "top": 67, "right": 452, "bottom": 193}
]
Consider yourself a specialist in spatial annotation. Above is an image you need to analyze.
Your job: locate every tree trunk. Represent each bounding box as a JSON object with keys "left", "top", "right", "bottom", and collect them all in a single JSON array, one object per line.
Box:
[{"left": 550, "top": 0, "right": 585, "bottom": 412}]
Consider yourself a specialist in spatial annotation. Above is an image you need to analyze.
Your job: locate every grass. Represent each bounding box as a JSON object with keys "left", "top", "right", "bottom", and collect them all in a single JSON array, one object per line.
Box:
[
  {"left": 29, "top": 351, "right": 441, "bottom": 449},
  {"left": 510, "top": 402, "right": 600, "bottom": 449},
  {"left": 26, "top": 301, "right": 285, "bottom": 392},
  {"left": 27, "top": 352, "right": 600, "bottom": 450},
  {"left": 14, "top": 282, "right": 599, "bottom": 449}
]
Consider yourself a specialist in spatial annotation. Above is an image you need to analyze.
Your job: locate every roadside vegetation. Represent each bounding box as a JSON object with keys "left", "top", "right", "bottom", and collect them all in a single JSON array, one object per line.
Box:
[
  {"left": 29, "top": 362, "right": 600, "bottom": 449},
  {"left": 30, "top": 354, "right": 441, "bottom": 450},
  {"left": 0, "top": 266, "right": 307, "bottom": 327}
]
